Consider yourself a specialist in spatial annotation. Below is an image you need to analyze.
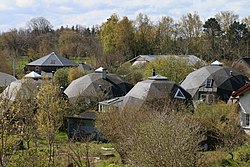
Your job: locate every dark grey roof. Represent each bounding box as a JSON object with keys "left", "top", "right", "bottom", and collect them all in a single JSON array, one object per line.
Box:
[
  {"left": 64, "top": 72, "right": 133, "bottom": 102},
  {"left": 0, "top": 72, "right": 17, "bottom": 87},
  {"left": 78, "top": 62, "right": 92, "bottom": 71},
  {"left": 121, "top": 76, "right": 192, "bottom": 110},
  {"left": 181, "top": 63, "right": 248, "bottom": 100},
  {"left": 27, "top": 52, "right": 77, "bottom": 67},
  {"left": 241, "top": 57, "right": 250, "bottom": 66}
]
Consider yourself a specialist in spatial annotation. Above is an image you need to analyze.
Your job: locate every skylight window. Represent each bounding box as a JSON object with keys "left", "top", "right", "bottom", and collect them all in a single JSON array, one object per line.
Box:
[
  {"left": 174, "top": 89, "right": 186, "bottom": 99},
  {"left": 205, "top": 79, "right": 213, "bottom": 88}
]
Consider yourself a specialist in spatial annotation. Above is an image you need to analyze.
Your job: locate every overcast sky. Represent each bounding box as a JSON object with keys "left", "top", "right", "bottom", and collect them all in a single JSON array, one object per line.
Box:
[{"left": 0, "top": 0, "right": 249, "bottom": 32}]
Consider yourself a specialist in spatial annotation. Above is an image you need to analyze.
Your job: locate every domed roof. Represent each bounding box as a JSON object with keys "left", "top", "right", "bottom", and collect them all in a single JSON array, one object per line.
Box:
[
  {"left": 0, "top": 72, "right": 17, "bottom": 87},
  {"left": 121, "top": 76, "right": 192, "bottom": 110},
  {"left": 181, "top": 64, "right": 248, "bottom": 100},
  {"left": 64, "top": 72, "right": 133, "bottom": 103}
]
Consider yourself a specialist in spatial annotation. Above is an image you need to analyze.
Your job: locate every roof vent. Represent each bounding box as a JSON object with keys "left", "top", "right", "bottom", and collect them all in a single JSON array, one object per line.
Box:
[
  {"left": 102, "top": 68, "right": 107, "bottom": 79},
  {"left": 211, "top": 60, "right": 223, "bottom": 66},
  {"left": 148, "top": 75, "right": 168, "bottom": 80}
]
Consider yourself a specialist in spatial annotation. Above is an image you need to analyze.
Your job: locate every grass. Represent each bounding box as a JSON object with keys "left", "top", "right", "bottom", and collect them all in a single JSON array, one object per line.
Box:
[{"left": 9, "top": 131, "right": 122, "bottom": 166}]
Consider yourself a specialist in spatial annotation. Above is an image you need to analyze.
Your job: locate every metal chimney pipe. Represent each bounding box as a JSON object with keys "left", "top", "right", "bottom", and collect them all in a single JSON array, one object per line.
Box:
[
  {"left": 152, "top": 68, "right": 156, "bottom": 76},
  {"left": 102, "top": 68, "right": 107, "bottom": 79}
]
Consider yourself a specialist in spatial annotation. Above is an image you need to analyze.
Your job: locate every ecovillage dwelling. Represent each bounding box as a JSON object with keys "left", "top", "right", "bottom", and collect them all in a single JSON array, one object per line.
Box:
[
  {"left": 180, "top": 60, "right": 248, "bottom": 104},
  {"left": 98, "top": 73, "right": 192, "bottom": 112},
  {"left": 128, "top": 54, "right": 206, "bottom": 67},
  {"left": 64, "top": 67, "right": 133, "bottom": 140},
  {"left": 25, "top": 52, "right": 78, "bottom": 76},
  {"left": 64, "top": 67, "right": 133, "bottom": 103}
]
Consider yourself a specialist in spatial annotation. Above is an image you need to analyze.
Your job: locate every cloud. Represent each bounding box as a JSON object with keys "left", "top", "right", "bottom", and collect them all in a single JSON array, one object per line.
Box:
[
  {"left": 0, "top": 0, "right": 249, "bottom": 32},
  {"left": 15, "top": 0, "right": 36, "bottom": 8}
]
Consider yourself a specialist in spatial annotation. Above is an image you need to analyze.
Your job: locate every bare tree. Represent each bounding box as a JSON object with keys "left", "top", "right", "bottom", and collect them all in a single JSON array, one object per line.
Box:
[
  {"left": 27, "top": 17, "right": 53, "bottom": 34},
  {"left": 96, "top": 100, "right": 203, "bottom": 166}
]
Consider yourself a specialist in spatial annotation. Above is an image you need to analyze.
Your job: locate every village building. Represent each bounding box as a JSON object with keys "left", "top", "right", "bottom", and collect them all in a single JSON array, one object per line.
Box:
[
  {"left": 181, "top": 61, "right": 248, "bottom": 104},
  {"left": 25, "top": 52, "right": 78, "bottom": 74},
  {"left": 99, "top": 74, "right": 192, "bottom": 112}
]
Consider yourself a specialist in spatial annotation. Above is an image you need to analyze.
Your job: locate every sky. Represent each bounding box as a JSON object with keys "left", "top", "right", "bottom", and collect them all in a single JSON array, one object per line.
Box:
[{"left": 0, "top": 0, "right": 250, "bottom": 32}]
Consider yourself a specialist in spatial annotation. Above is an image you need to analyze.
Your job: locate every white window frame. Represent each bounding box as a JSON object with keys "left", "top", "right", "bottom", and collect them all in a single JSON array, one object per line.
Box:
[{"left": 205, "top": 79, "right": 213, "bottom": 88}]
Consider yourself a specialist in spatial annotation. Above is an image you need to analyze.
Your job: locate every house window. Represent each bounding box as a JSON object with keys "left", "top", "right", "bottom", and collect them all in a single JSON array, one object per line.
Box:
[
  {"left": 246, "top": 114, "right": 250, "bottom": 126},
  {"left": 205, "top": 79, "right": 213, "bottom": 88}
]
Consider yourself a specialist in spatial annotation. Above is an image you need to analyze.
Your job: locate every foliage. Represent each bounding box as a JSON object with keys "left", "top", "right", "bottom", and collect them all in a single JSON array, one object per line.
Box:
[
  {"left": 53, "top": 67, "right": 70, "bottom": 87},
  {"left": 144, "top": 56, "right": 194, "bottom": 83},
  {"left": 116, "top": 63, "right": 144, "bottom": 84},
  {"left": 0, "top": 97, "right": 20, "bottom": 166},
  {"left": 35, "top": 83, "right": 68, "bottom": 165},
  {"left": 194, "top": 102, "right": 247, "bottom": 150},
  {"left": 67, "top": 67, "right": 86, "bottom": 84},
  {"left": 96, "top": 102, "right": 203, "bottom": 166}
]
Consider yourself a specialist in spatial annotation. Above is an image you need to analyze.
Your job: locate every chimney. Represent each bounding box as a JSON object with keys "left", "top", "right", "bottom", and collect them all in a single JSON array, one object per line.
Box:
[
  {"left": 152, "top": 68, "right": 156, "bottom": 76},
  {"left": 102, "top": 68, "right": 107, "bottom": 79}
]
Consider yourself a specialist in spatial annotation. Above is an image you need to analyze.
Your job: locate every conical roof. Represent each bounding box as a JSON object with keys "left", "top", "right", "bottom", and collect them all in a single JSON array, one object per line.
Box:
[
  {"left": 64, "top": 72, "right": 133, "bottom": 103},
  {"left": 0, "top": 72, "right": 17, "bottom": 87},
  {"left": 181, "top": 64, "right": 248, "bottom": 100},
  {"left": 27, "top": 52, "right": 77, "bottom": 67}
]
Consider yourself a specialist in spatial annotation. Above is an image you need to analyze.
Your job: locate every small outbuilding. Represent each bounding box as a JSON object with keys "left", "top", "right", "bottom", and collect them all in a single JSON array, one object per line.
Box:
[
  {"left": 26, "top": 52, "right": 77, "bottom": 73},
  {"left": 181, "top": 61, "right": 248, "bottom": 103},
  {"left": 232, "top": 57, "right": 250, "bottom": 77},
  {"left": 66, "top": 112, "right": 98, "bottom": 141}
]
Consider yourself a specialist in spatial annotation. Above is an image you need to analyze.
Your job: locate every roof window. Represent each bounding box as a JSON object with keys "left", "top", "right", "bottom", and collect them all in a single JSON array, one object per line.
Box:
[{"left": 174, "top": 89, "right": 186, "bottom": 99}]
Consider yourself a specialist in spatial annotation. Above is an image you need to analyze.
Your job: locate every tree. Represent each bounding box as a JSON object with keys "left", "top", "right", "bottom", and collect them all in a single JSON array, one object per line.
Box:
[
  {"left": 203, "top": 18, "right": 222, "bottom": 58},
  {"left": 215, "top": 11, "right": 239, "bottom": 32},
  {"left": 53, "top": 68, "right": 70, "bottom": 88},
  {"left": 100, "top": 14, "right": 119, "bottom": 54},
  {"left": 2, "top": 29, "right": 28, "bottom": 76},
  {"left": 35, "top": 83, "right": 68, "bottom": 165},
  {"left": 27, "top": 17, "right": 53, "bottom": 34},
  {"left": 96, "top": 101, "right": 203, "bottom": 166},
  {"left": 115, "top": 16, "right": 135, "bottom": 59},
  {"left": 155, "top": 16, "right": 175, "bottom": 54},
  {"left": 194, "top": 103, "right": 246, "bottom": 150},
  {"left": 134, "top": 13, "right": 157, "bottom": 55},
  {"left": 227, "top": 21, "right": 249, "bottom": 59},
  {"left": 67, "top": 67, "right": 85, "bottom": 84},
  {"left": 0, "top": 97, "right": 21, "bottom": 166},
  {"left": 144, "top": 56, "right": 194, "bottom": 83},
  {"left": 58, "top": 30, "right": 82, "bottom": 58},
  {"left": 178, "top": 12, "right": 203, "bottom": 54},
  {"left": 242, "top": 15, "right": 250, "bottom": 30}
]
